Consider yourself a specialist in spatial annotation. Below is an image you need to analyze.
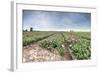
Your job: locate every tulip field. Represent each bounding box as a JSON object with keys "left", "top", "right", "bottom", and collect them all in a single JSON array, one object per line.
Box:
[{"left": 23, "top": 31, "right": 91, "bottom": 60}]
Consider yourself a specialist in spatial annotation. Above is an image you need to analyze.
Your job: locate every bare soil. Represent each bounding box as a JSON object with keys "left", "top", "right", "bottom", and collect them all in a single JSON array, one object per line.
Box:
[{"left": 23, "top": 44, "right": 72, "bottom": 63}]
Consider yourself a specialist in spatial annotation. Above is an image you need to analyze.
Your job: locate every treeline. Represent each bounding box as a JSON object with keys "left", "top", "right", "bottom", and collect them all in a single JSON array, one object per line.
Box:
[{"left": 23, "top": 27, "right": 33, "bottom": 32}]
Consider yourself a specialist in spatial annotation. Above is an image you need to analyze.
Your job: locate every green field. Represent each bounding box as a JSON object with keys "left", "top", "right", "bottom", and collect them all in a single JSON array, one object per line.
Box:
[{"left": 23, "top": 31, "right": 91, "bottom": 60}]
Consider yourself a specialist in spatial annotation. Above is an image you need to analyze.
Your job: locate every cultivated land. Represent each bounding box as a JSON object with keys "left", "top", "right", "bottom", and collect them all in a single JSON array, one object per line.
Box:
[{"left": 23, "top": 31, "right": 91, "bottom": 63}]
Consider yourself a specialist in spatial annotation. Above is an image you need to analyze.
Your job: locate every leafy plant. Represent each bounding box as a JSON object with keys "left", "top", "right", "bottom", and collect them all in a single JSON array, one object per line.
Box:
[
  {"left": 39, "top": 40, "right": 65, "bottom": 56},
  {"left": 70, "top": 38, "right": 91, "bottom": 60},
  {"left": 57, "top": 47, "right": 65, "bottom": 56},
  {"left": 23, "top": 31, "right": 55, "bottom": 46}
]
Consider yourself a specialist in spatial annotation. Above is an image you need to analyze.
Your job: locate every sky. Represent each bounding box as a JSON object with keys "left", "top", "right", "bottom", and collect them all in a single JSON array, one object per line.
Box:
[{"left": 22, "top": 10, "right": 91, "bottom": 31}]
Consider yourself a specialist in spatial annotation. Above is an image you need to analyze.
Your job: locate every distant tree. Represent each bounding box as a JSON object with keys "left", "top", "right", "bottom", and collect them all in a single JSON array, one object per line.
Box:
[
  {"left": 25, "top": 29, "right": 28, "bottom": 32},
  {"left": 30, "top": 27, "right": 33, "bottom": 32}
]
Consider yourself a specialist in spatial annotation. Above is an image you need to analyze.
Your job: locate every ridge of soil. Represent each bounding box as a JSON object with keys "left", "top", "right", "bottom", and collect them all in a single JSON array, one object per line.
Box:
[{"left": 23, "top": 44, "right": 72, "bottom": 63}]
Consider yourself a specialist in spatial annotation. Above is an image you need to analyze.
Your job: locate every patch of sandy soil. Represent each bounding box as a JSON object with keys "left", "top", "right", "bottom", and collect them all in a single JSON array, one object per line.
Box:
[{"left": 23, "top": 44, "right": 72, "bottom": 63}]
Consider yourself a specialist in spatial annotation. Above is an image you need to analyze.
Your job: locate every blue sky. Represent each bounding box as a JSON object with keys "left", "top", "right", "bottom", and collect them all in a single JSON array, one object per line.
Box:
[{"left": 22, "top": 10, "right": 91, "bottom": 31}]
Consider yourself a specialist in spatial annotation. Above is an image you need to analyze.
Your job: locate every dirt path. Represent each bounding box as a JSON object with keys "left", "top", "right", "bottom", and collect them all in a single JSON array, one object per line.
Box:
[
  {"left": 60, "top": 32, "right": 73, "bottom": 60},
  {"left": 23, "top": 44, "right": 72, "bottom": 63}
]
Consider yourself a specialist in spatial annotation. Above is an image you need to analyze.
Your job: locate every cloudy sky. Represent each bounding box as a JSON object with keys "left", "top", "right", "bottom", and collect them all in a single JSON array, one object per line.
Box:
[{"left": 22, "top": 10, "right": 91, "bottom": 31}]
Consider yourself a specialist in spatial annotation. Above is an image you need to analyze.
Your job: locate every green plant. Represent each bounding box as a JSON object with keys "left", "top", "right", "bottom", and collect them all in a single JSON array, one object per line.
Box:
[
  {"left": 70, "top": 38, "right": 91, "bottom": 60},
  {"left": 39, "top": 40, "right": 65, "bottom": 56},
  {"left": 23, "top": 31, "right": 55, "bottom": 46},
  {"left": 57, "top": 47, "right": 65, "bottom": 56}
]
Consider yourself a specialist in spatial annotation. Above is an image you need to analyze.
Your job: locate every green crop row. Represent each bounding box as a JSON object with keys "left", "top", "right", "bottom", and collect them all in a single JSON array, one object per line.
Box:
[
  {"left": 62, "top": 32, "right": 91, "bottom": 60},
  {"left": 39, "top": 40, "right": 65, "bottom": 56},
  {"left": 23, "top": 31, "right": 55, "bottom": 46},
  {"left": 69, "top": 38, "right": 91, "bottom": 60}
]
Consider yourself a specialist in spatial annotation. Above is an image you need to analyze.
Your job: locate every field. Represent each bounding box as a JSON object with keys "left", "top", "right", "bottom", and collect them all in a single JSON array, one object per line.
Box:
[{"left": 23, "top": 31, "right": 91, "bottom": 62}]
